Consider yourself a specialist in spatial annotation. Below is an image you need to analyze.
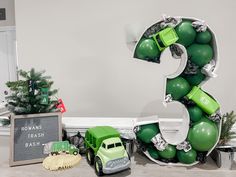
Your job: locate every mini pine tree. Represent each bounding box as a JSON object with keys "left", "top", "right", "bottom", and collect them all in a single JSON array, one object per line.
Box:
[
  {"left": 219, "top": 111, "right": 236, "bottom": 145},
  {"left": 5, "top": 68, "right": 59, "bottom": 115}
]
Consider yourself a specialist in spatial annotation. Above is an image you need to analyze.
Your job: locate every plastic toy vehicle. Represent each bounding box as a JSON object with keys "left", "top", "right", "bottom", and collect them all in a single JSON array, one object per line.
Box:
[
  {"left": 152, "top": 27, "right": 179, "bottom": 51},
  {"left": 43, "top": 141, "right": 79, "bottom": 156},
  {"left": 85, "top": 126, "right": 130, "bottom": 176},
  {"left": 187, "top": 86, "right": 220, "bottom": 115}
]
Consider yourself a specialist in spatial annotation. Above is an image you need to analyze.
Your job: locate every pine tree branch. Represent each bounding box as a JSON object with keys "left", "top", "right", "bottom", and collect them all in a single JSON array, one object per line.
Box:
[
  {"left": 220, "top": 111, "right": 236, "bottom": 145},
  {"left": 19, "top": 70, "right": 29, "bottom": 79}
]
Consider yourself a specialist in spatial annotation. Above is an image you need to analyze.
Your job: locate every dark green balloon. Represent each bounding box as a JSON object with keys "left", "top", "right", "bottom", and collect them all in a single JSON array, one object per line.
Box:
[
  {"left": 196, "top": 30, "right": 212, "bottom": 44},
  {"left": 135, "top": 38, "right": 160, "bottom": 61},
  {"left": 166, "top": 77, "right": 191, "bottom": 100},
  {"left": 187, "top": 118, "right": 218, "bottom": 151},
  {"left": 188, "top": 106, "right": 203, "bottom": 122},
  {"left": 158, "top": 145, "right": 176, "bottom": 159},
  {"left": 175, "top": 21, "right": 196, "bottom": 47},
  {"left": 136, "top": 124, "right": 159, "bottom": 144},
  {"left": 177, "top": 149, "right": 197, "bottom": 164},
  {"left": 147, "top": 146, "right": 159, "bottom": 159},
  {"left": 184, "top": 69, "right": 205, "bottom": 86},
  {"left": 187, "top": 44, "right": 213, "bottom": 67}
]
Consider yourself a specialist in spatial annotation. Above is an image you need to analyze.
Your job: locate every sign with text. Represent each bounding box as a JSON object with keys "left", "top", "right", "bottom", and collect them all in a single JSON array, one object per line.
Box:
[{"left": 10, "top": 112, "right": 62, "bottom": 166}]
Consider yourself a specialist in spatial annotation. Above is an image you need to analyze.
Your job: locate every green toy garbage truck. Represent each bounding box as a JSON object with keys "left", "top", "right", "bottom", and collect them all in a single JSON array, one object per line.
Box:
[
  {"left": 152, "top": 27, "right": 179, "bottom": 51},
  {"left": 85, "top": 126, "right": 130, "bottom": 176},
  {"left": 43, "top": 141, "right": 79, "bottom": 156}
]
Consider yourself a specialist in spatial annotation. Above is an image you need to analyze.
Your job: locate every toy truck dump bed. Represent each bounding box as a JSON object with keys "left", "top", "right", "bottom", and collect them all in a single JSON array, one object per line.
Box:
[{"left": 85, "top": 126, "right": 120, "bottom": 153}]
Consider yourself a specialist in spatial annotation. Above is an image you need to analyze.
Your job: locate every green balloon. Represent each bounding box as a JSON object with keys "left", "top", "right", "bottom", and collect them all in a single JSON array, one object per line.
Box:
[
  {"left": 177, "top": 149, "right": 197, "bottom": 164},
  {"left": 136, "top": 124, "right": 159, "bottom": 144},
  {"left": 196, "top": 30, "right": 212, "bottom": 44},
  {"left": 166, "top": 77, "right": 191, "bottom": 100},
  {"left": 187, "top": 118, "right": 218, "bottom": 151},
  {"left": 188, "top": 106, "right": 203, "bottom": 122},
  {"left": 147, "top": 146, "right": 159, "bottom": 159},
  {"left": 184, "top": 69, "right": 205, "bottom": 86},
  {"left": 175, "top": 21, "right": 196, "bottom": 47},
  {"left": 158, "top": 145, "right": 176, "bottom": 159},
  {"left": 187, "top": 44, "right": 213, "bottom": 67},
  {"left": 135, "top": 38, "right": 160, "bottom": 61}
]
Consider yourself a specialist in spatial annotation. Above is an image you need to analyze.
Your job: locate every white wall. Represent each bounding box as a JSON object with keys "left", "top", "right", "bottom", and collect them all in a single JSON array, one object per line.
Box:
[
  {"left": 15, "top": 0, "right": 236, "bottom": 117},
  {"left": 0, "top": 0, "right": 15, "bottom": 27}
]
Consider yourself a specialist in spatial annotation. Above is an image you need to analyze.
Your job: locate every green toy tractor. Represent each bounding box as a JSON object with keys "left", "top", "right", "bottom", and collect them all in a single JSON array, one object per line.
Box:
[
  {"left": 152, "top": 27, "right": 179, "bottom": 51},
  {"left": 135, "top": 27, "right": 179, "bottom": 62},
  {"left": 187, "top": 86, "right": 220, "bottom": 115}
]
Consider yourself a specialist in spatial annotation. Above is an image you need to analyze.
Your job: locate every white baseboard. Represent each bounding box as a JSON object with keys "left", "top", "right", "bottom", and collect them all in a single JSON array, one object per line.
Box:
[
  {"left": 1, "top": 116, "right": 236, "bottom": 141},
  {"left": 0, "top": 117, "right": 137, "bottom": 138},
  {"left": 63, "top": 117, "right": 136, "bottom": 138},
  {"left": 0, "top": 126, "right": 10, "bottom": 136}
]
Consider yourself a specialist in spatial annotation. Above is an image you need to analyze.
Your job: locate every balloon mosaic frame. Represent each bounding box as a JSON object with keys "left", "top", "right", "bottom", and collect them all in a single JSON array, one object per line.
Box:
[{"left": 132, "top": 16, "right": 221, "bottom": 166}]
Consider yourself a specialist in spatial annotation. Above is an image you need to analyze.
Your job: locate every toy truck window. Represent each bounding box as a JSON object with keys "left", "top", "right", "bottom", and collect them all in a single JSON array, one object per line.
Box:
[
  {"left": 155, "top": 34, "right": 165, "bottom": 48},
  {"left": 107, "top": 144, "right": 115, "bottom": 149},
  {"left": 115, "top": 142, "right": 122, "bottom": 147},
  {"left": 102, "top": 143, "right": 106, "bottom": 149}
]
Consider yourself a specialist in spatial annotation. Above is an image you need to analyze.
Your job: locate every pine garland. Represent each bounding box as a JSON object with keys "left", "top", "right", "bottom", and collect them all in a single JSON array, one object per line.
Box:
[
  {"left": 219, "top": 111, "right": 236, "bottom": 145},
  {"left": 5, "top": 68, "right": 59, "bottom": 115}
]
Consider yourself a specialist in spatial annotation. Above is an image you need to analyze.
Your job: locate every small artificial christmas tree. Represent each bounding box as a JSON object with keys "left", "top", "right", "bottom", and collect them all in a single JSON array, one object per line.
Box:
[{"left": 5, "top": 68, "right": 59, "bottom": 115}]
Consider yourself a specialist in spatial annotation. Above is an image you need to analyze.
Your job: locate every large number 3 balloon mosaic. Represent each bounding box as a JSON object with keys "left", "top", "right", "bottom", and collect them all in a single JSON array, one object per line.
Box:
[{"left": 132, "top": 16, "right": 221, "bottom": 166}]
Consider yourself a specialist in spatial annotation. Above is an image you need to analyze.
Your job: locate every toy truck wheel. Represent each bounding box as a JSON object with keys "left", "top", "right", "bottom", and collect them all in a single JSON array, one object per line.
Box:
[
  {"left": 86, "top": 149, "right": 94, "bottom": 165},
  {"left": 95, "top": 157, "right": 103, "bottom": 176},
  {"left": 51, "top": 152, "right": 58, "bottom": 156},
  {"left": 73, "top": 151, "right": 78, "bottom": 155}
]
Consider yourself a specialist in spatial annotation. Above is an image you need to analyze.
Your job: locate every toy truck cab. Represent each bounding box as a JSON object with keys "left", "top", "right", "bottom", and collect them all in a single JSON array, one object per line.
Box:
[
  {"left": 68, "top": 144, "right": 79, "bottom": 155},
  {"left": 85, "top": 126, "right": 130, "bottom": 176},
  {"left": 152, "top": 27, "right": 179, "bottom": 51}
]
